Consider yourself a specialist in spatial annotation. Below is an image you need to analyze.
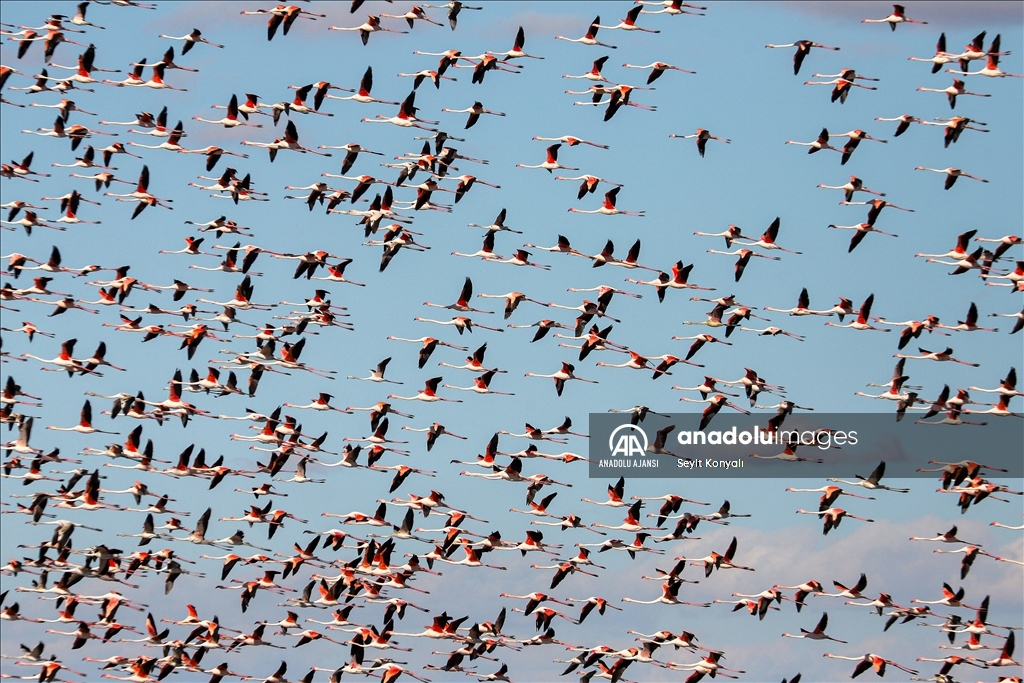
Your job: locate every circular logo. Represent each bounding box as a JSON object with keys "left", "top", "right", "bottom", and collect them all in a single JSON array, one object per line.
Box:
[{"left": 608, "top": 423, "right": 649, "bottom": 456}]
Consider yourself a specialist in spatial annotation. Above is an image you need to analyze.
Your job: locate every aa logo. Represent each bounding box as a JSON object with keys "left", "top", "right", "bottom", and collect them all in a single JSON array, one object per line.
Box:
[{"left": 608, "top": 424, "right": 649, "bottom": 457}]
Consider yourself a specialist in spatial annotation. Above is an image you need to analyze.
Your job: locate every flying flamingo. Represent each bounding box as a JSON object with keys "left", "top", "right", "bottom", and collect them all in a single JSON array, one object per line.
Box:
[
  {"left": 861, "top": 4, "right": 928, "bottom": 30},
  {"left": 825, "top": 294, "right": 890, "bottom": 331},
  {"left": 45, "top": 400, "right": 118, "bottom": 435},
  {"left": 831, "top": 129, "right": 887, "bottom": 165},
  {"left": 765, "top": 40, "right": 840, "bottom": 74},
  {"left": 935, "top": 303, "right": 998, "bottom": 333},
  {"left": 796, "top": 508, "right": 875, "bottom": 535},
  {"left": 874, "top": 114, "right": 922, "bottom": 137},
  {"left": 621, "top": 577, "right": 710, "bottom": 607},
  {"left": 827, "top": 461, "right": 910, "bottom": 493},
  {"left": 598, "top": 7, "right": 660, "bottom": 33},
  {"left": 782, "top": 613, "right": 847, "bottom": 642},
  {"left": 823, "top": 653, "right": 919, "bottom": 678},
  {"left": 443, "top": 370, "right": 514, "bottom": 396},
  {"left": 379, "top": 5, "right": 444, "bottom": 29},
  {"left": 441, "top": 101, "right": 505, "bottom": 129},
  {"left": 486, "top": 25, "right": 543, "bottom": 60},
  {"left": 914, "top": 166, "right": 988, "bottom": 190},
  {"left": 804, "top": 72, "right": 877, "bottom": 103},
  {"left": 969, "top": 367, "right": 1022, "bottom": 399},
  {"left": 193, "top": 94, "right": 263, "bottom": 128},
  {"left": 241, "top": 120, "right": 331, "bottom": 162},
  {"left": 328, "top": 14, "right": 410, "bottom": 45},
  {"left": 568, "top": 188, "right": 645, "bottom": 217},
  {"left": 732, "top": 217, "right": 802, "bottom": 254},
  {"left": 828, "top": 222, "right": 898, "bottom": 252},
  {"left": 159, "top": 28, "right": 223, "bottom": 53},
  {"left": 555, "top": 16, "right": 618, "bottom": 49},
  {"left": 669, "top": 129, "right": 730, "bottom": 157},
  {"left": 895, "top": 347, "right": 979, "bottom": 367},
  {"left": 388, "top": 377, "right": 462, "bottom": 403},
  {"left": 917, "top": 78, "right": 990, "bottom": 109},
  {"left": 534, "top": 135, "right": 608, "bottom": 150},
  {"left": 636, "top": 1, "right": 706, "bottom": 16},
  {"left": 908, "top": 33, "right": 958, "bottom": 73},
  {"left": 516, "top": 144, "right": 578, "bottom": 173},
  {"left": 563, "top": 56, "right": 613, "bottom": 84},
  {"left": 525, "top": 362, "right": 598, "bottom": 396},
  {"left": 786, "top": 127, "right": 841, "bottom": 154},
  {"left": 815, "top": 175, "right": 880, "bottom": 201},
  {"left": 706, "top": 248, "right": 780, "bottom": 282},
  {"left": 554, "top": 175, "right": 624, "bottom": 202}
]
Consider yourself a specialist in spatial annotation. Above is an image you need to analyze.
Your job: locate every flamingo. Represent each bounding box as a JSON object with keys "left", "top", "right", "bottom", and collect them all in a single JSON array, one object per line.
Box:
[
  {"left": 598, "top": 7, "right": 660, "bottom": 33},
  {"left": 241, "top": 120, "right": 331, "bottom": 162},
  {"left": 533, "top": 134, "right": 609, "bottom": 149},
  {"left": 380, "top": 5, "right": 445, "bottom": 29},
  {"left": 914, "top": 166, "right": 988, "bottom": 190},
  {"left": 45, "top": 400, "right": 118, "bottom": 435},
  {"left": 329, "top": 15, "right": 409, "bottom": 44},
  {"left": 622, "top": 61, "right": 696, "bottom": 84},
  {"left": 895, "top": 347, "right": 979, "bottom": 367},
  {"left": 825, "top": 294, "right": 890, "bottom": 331},
  {"left": 823, "top": 653, "right": 919, "bottom": 678},
  {"left": 563, "top": 56, "right": 613, "bottom": 84},
  {"left": 443, "top": 370, "right": 514, "bottom": 396},
  {"left": 554, "top": 174, "right": 624, "bottom": 201},
  {"left": 828, "top": 222, "right": 898, "bottom": 252},
  {"left": 421, "top": 1, "right": 483, "bottom": 30},
  {"left": 815, "top": 175, "right": 880, "bottom": 201},
  {"left": 907, "top": 32, "right": 961, "bottom": 74},
  {"left": 621, "top": 577, "right": 709, "bottom": 607},
  {"left": 193, "top": 95, "right": 263, "bottom": 128},
  {"left": 159, "top": 28, "right": 223, "bottom": 53},
  {"left": 568, "top": 187, "right": 645, "bottom": 217},
  {"left": 22, "top": 339, "right": 100, "bottom": 375},
  {"left": 362, "top": 91, "right": 437, "bottom": 131},
  {"left": 636, "top": 0, "right": 706, "bottom": 15},
  {"left": 706, "top": 248, "right": 780, "bottom": 282},
  {"left": 935, "top": 303, "right": 998, "bottom": 333},
  {"left": 832, "top": 129, "right": 887, "bottom": 165},
  {"left": 524, "top": 362, "right": 598, "bottom": 396},
  {"left": 782, "top": 613, "right": 847, "bottom": 642},
  {"left": 804, "top": 73, "right": 878, "bottom": 103},
  {"left": 22, "top": 117, "right": 113, "bottom": 151},
  {"left": 917, "top": 78, "right": 990, "bottom": 109},
  {"left": 486, "top": 25, "right": 543, "bottom": 60},
  {"left": 516, "top": 144, "right": 579, "bottom": 173},
  {"left": 732, "top": 217, "right": 802, "bottom": 254},
  {"left": 765, "top": 40, "right": 841, "bottom": 74},
  {"left": 963, "top": 397, "right": 1024, "bottom": 418},
  {"left": 388, "top": 378, "right": 462, "bottom": 404},
  {"left": 874, "top": 114, "right": 922, "bottom": 137},
  {"left": 917, "top": 115, "right": 989, "bottom": 147},
  {"left": 786, "top": 127, "right": 841, "bottom": 154},
  {"left": 861, "top": 4, "right": 927, "bottom": 30},
  {"left": 969, "top": 367, "right": 1023, "bottom": 399},
  {"left": 555, "top": 16, "right": 618, "bottom": 49},
  {"left": 796, "top": 508, "right": 875, "bottom": 534},
  {"left": 441, "top": 101, "right": 505, "bottom": 129},
  {"left": 669, "top": 129, "right": 730, "bottom": 157},
  {"left": 240, "top": 5, "right": 325, "bottom": 41},
  {"left": 827, "top": 461, "right": 910, "bottom": 493}
]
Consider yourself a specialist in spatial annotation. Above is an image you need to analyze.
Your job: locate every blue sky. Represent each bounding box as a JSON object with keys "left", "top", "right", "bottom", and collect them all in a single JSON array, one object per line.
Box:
[{"left": 1, "top": 2, "right": 1022, "bottom": 681}]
